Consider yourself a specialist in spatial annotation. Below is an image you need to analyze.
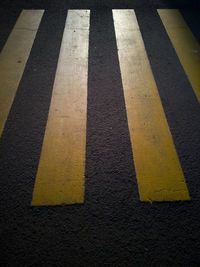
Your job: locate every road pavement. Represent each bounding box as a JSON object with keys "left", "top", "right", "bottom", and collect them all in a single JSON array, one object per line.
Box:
[{"left": 0, "top": 1, "right": 200, "bottom": 266}]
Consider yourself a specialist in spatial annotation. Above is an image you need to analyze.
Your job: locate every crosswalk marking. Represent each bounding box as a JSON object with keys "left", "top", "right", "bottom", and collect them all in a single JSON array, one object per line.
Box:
[
  {"left": 0, "top": 9, "right": 196, "bottom": 205},
  {"left": 113, "top": 10, "right": 190, "bottom": 202},
  {"left": 0, "top": 10, "right": 44, "bottom": 136},
  {"left": 158, "top": 9, "right": 200, "bottom": 102},
  {"left": 31, "top": 10, "right": 90, "bottom": 206}
]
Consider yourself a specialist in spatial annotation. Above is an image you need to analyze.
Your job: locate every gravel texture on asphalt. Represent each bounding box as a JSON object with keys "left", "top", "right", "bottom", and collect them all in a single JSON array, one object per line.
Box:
[{"left": 0, "top": 1, "right": 200, "bottom": 266}]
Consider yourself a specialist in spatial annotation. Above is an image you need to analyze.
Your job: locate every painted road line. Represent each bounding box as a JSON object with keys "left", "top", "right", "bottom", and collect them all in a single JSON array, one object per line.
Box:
[
  {"left": 31, "top": 10, "right": 90, "bottom": 206},
  {"left": 0, "top": 10, "right": 44, "bottom": 136},
  {"left": 113, "top": 10, "right": 190, "bottom": 202},
  {"left": 158, "top": 9, "right": 200, "bottom": 102}
]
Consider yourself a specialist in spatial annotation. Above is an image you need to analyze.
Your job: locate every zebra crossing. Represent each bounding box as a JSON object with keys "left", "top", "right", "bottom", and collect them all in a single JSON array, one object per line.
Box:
[{"left": 0, "top": 9, "right": 199, "bottom": 206}]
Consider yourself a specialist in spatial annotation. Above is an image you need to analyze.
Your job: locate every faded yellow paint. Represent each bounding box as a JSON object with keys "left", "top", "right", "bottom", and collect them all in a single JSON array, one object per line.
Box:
[
  {"left": 31, "top": 10, "right": 90, "bottom": 206},
  {"left": 0, "top": 10, "right": 44, "bottom": 136},
  {"left": 158, "top": 9, "right": 200, "bottom": 102},
  {"left": 113, "top": 10, "right": 190, "bottom": 202}
]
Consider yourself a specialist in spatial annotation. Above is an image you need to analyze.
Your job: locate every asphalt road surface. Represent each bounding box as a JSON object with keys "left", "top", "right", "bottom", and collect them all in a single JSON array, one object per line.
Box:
[{"left": 0, "top": 1, "right": 200, "bottom": 266}]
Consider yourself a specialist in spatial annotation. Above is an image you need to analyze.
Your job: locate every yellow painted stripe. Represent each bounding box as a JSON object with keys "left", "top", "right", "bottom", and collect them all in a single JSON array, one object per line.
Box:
[
  {"left": 0, "top": 10, "right": 44, "bottom": 136},
  {"left": 31, "top": 10, "right": 90, "bottom": 206},
  {"left": 113, "top": 10, "right": 190, "bottom": 202},
  {"left": 158, "top": 9, "right": 200, "bottom": 102}
]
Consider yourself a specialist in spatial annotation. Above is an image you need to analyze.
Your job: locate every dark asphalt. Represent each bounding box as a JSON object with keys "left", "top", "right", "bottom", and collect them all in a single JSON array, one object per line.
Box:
[{"left": 0, "top": 1, "right": 200, "bottom": 266}]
